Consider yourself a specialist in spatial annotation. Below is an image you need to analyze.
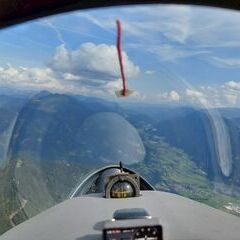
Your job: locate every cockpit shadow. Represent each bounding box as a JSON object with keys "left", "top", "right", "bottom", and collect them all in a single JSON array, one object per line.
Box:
[
  {"left": 93, "top": 220, "right": 105, "bottom": 231},
  {"left": 76, "top": 221, "right": 105, "bottom": 240},
  {"left": 76, "top": 234, "right": 100, "bottom": 240}
]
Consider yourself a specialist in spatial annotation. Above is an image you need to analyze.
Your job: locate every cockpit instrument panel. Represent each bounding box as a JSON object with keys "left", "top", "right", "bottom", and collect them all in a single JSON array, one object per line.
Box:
[
  {"left": 104, "top": 225, "right": 163, "bottom": 240},
  {"left": 103, "top": 209, "right": 163, "bottom": 240}
]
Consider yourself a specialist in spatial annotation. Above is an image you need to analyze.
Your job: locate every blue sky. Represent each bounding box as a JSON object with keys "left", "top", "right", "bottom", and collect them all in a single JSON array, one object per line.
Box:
[{"left": 0, "top": 5, "right": 240, "bottom": 107}]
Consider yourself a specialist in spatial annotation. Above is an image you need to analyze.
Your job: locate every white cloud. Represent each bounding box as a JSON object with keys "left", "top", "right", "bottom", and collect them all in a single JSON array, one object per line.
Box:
[
  {"left": 154, "top": 6, "right": 191, "bottom": 44},
  {"left": 145, "top": 70, "right": 155, "bottom": 75},
  {"left": 0, "top": 65, "right": 53, "bottom": 84},
  {"left": 224, "top": 81, "right": 240, "bottom": 91},
  {"left": 123, "top": 82, "right": 240, "bottom": 107},
  {"left": 169, "top": 90, "right": 180, "bottom": 101},
  {"left": 184, "top": 81, "right": 240, "bottom": 107},
  {"left": 224, "top": 93, "right": 237, "bottom": 105},
  {"left": 77, "top": 12, "right": 115, "bottom": 34},
  {"left": 78, "top": 5, "right": 191, "bottom": 44},
  {"left": 185, "top": 88, "right": 209, "bottom": 106},
  {"left": 221, "top": 81, "right": 240, "bottom": 105},
  {"left": 82, "top": 6, "right": 240, "bottom": 64},
  {"left": 78, "top": 6, "right": 240, "bottom": 47},
  {"left": 0, "top": 65, "right": 65, "bottom": 91},
  {"left": 41, "top": 20, "right": 66, "bottom": 45},
  {"left": 148, "top": 44, "right": 209, "bottom": 62},
  {"left": 48, "top": 43, "right": 139, "bottom": 82},
  {"left": 157, "top": 90, "right": 180, "bottom": 102},
  {"left": 0, "top": 42, "right": 140, "bottom": 97},
  {"left": 62, "top": 72, "right": 82, "bottom": 81},
  {"left": 0, "top": 64, "right": 108, "bottom": 96},
  {"left": 186, "top": 88, "right": 204, "bottom": 98},
  {"left": 210, "top": 57, "right": 240, "bottom": 68},
  {"left": 188, "top": 8, "right": 240, "bottom": 49}
]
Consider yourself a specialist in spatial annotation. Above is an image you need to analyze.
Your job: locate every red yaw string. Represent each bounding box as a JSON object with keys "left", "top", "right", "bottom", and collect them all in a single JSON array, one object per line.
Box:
[{"left": 116, "top": 20, "right": 126, "bottom": 96}]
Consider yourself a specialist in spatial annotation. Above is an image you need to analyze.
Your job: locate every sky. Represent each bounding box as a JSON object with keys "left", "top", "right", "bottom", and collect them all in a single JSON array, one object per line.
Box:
[{"left": 0, "top": 4, "right": 240, "bottom": 107}]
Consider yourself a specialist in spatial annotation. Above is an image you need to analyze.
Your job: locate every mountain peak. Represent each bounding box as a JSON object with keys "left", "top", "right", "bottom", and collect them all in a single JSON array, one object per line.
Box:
[{"left": 32, "top": 90, "right": 51, "bottom": 99}]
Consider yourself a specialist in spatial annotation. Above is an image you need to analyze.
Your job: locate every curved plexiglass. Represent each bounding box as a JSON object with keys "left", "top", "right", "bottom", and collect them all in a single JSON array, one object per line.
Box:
[{"left": 0, "top": 3, "right": 240, "bottom": 236}]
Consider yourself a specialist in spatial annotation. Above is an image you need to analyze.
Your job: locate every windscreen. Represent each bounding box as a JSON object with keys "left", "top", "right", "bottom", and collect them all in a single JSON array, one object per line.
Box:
[{"left": 0, "top": 4, "right": 240, "bottom": 235}]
